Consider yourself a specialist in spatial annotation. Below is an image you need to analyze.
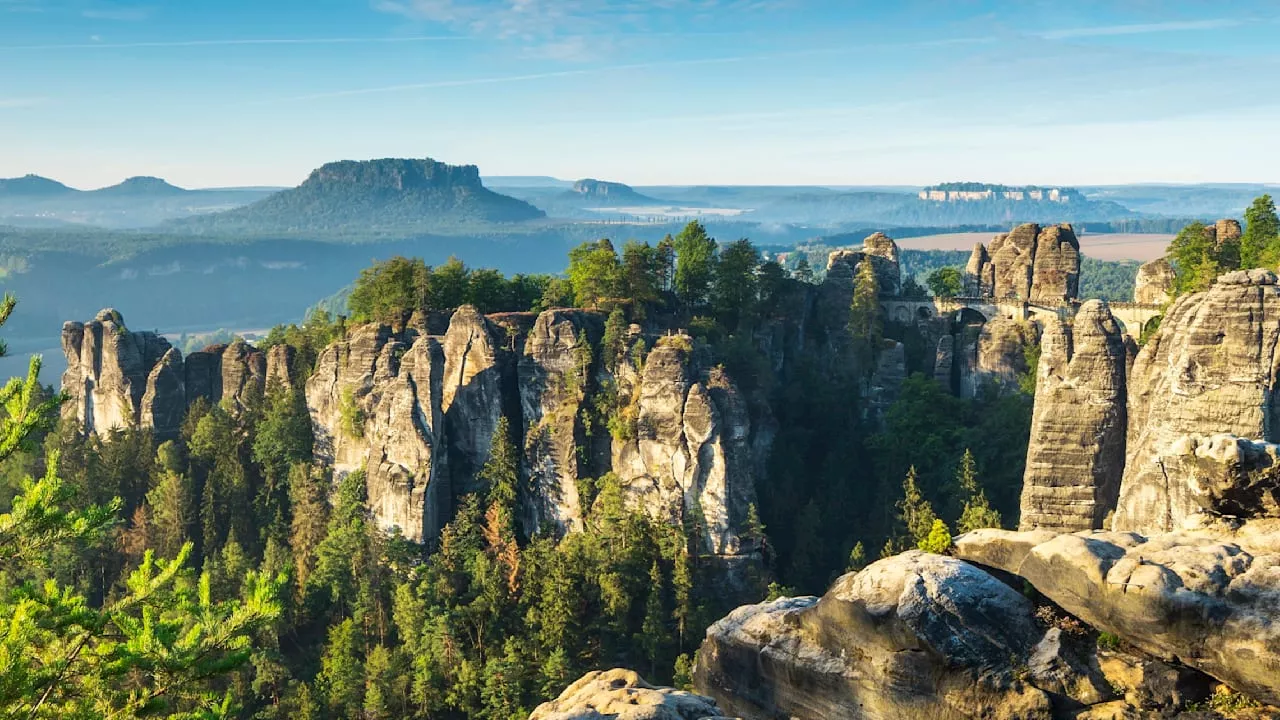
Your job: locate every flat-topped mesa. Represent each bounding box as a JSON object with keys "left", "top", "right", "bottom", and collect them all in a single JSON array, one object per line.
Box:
[
  {"left": 1019, "top": 300, "right": 1129, "bottom": 532},
  {"left": 306, "top": 324, "right": 448, "bottom": 544},
  {"left": 61, "top": 308, "right": 185, "bottom": 438},
  {"left": 1115, "top": 269, "right": 1280, "bottom": 534},
  {"left": 965, "top": 223, "right": 1080, "bottom": 303},
  {"left": 1134, "top": 257, "right": 1176, "bottom": 305}
]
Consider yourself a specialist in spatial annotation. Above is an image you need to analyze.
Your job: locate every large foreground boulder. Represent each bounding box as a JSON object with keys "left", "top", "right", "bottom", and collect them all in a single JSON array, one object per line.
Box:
[
  {"left": 529, "top": 669, "right": 725, "bottom": 720},
  {"left": 954, "top": 523, "right": 1280, "bottom": 707},
  {"left": 693, "top": 551, "right": 1056, "bottom": 719}
]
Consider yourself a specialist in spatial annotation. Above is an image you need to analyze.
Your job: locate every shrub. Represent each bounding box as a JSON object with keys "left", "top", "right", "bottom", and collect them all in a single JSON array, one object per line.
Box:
[{"left": 917, "top": 519, "right": 953, "bottom": 554}]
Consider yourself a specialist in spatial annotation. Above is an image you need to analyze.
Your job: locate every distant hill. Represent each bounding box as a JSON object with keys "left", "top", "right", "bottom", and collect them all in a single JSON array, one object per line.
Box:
[
  {"left": 0, "top": 174, "right": 78, "bottom": 196},
  {"left": 562, "top": 179, "right": 664, "bottom": 206},
  {"left": 91, "top": 176, "right": 190, "bottom": 196},
  {"left": 171, "top": 158, "right": 546, "bottom": 234},
  {"left": 483, "top": 175, "right": 572, "bottom": 188}
]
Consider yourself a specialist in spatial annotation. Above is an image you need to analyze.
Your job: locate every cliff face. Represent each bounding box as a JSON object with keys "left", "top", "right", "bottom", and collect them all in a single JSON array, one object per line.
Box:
[
  {"left": 441, "top": 305, "right": 511, "bottom": 495},
  {"left": 306, "top": 325, "right": 449, "bottom": 544},
  {"left": 1019, "top": 301, "right": 1128, "bottom": 532},
  {"left": 61, "top": 309, "right": 187, "bottom": 439},
  {"left": 611, "top": 339, "right": 759, "bottom": 556},
  {"left": 518, "top": 310, "right": 602, "bottom": 536},
  {"left": 1134, "top": 258, "right": 1175, "bottom": 305},
  {"left": 1116, "top": 269, "right": 1280, "bottom": 534}
]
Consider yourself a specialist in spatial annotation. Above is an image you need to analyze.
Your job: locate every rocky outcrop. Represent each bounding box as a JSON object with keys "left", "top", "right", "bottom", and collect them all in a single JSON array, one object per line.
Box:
[
  {"left": 964, "top": 243, "right": 993, "bottom": 297},
  {"left": 968, "top": 224, "right": 1080, "bottom": 303},
  {"left": 1134, "top": 258, "right": 1175, "bottom": 305},
  {"left": 306, "top": 324, "right": 448, "bottom": 544},
  {"left": 1020, "top": 301, "right": 1128, "bottom": 532},
  {"left": 528, "top": 669, "right": 725, "bottom": 720},
  {"left": 61, "top": 309, "right": 185, "bottom": 438},
  {"left": 933, "top": 334, "right": 955, "bottom": 389},
  {"left": 863, "top": 340, "right": 905, "bottom": 421},
  {"left": 442, "top": 305, "right": 510, "bottom": 494},
  {"left": 694, "top": 551, "right": 1060, "bottom": 719},
  {"left": 1116, "top": 269, "right": 1280, "bottom": 534},
  {"left": 861, "top": 231, "right": 901, "bottom": 296},
  {"left": 954, "top": 523, "right": 1280, "bottom": 707},
  {"left": 610, "top": 338, "right": 759, "bottom": 556},
  {"left": 989, "top": 224, "right": 1039, "bottom": 300},
  {"left": 265, "top": 344, "right": 297, "bottom": 390},
  {"left": 220, "top": 340, "right": 266, "bottom": 413},
  {"left": 958, "top": 316, "right": 1038, "bottom": 398},
  {"left": 519, "top": 309, "right": 602, "bottom": 535},
  {"left": 1145, "top": 434, "right": 1280, "bottom": 521}
]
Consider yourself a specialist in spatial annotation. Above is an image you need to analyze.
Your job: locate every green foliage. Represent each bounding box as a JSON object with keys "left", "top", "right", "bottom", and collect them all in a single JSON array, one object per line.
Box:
[
  {"left": 955, "top": 449, "right": 1002, "bottom": 533},
  {"left": 925, "top": 267, "right": 964, "bottom": 298},
  {"left": 566, "top": 239, "right": 623, "bottom": 308},
  {"left": 917, "top": 519, "right": 953, "bottom": 554},
  {"left": 339, "top": 388, "right": 366, "bottom": 440},
  {"left": 848, "top": 258, "right": 883, "bottom": 373},
  {"left": 672, "top": 221, "right": 718, "bottom": 311},
  {"left": 1241, "top": 194, "right": 1279, "bottom": 269},
  {"left": 711, "top": 239, "right": 760, "bottom": 330},
  {"left": 346, "top": 255, "right": 553, "bottom": 326},
  {"left": 1096, "top": 632, "right": 1121, "bottom": 651},
  {"left": 846, "top": 541, "right": 867, "bottom": 572}
]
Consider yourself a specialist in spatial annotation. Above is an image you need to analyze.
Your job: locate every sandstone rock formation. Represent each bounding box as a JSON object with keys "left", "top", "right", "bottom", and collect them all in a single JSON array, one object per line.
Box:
[
  {"left": 265, "top": 343, "right": 297, "bottom": 390},
  {"left": 61, "top": 309, "right": 186, "bottom": 438},
  {"left": 863, "top": 340, "right": 905, "bottom": 420},
  {"left": 964, "top": 242, "right": 993, "bottom": 296},
  {"left": 519, "top": 309, "right": 602, "bottom": 535},
  {"left": 954, "top": 523, "right": 1280, "bottom": 707},
  {"left": 441, "top": 305, "right": 510, "bottom": 494},
  {"left": 861, "top": 231, "right": 901, "bottom": 296},
  {"left": 1028, "top": 224, "right": 1081, "bottom": 304},
  {"left": 219, "top": 340, "right": 266, "bottom": 413},
  {"left": 1134, "top": 258, "right": 1175, "bottom": 305},
  {"left": 1020, "top": 301, "right": 1128, "bottom": 532},
  {"left": 1116, "top": 269, "right": 1280, "bottom": 534},
  {"left": 528, "top": 669, "right": 725, "bottom": 720},
  {"left": 956, "top": 316, "right": 1038, "bottom": 398},
  {"left": 967, "top": 224, "right": 1080, "bottom": 303},
  {"left": 694, "top": 551, "right": 1059, "bottom": 719},
  {"left": 306, "top": 324, "right": 448, "bottom": 543},
  {"left": 611, "top": 339, "right": 759, "bottom": 556},
  {"left": 933, "top": 334, "right": 955, "bottom": 389}
]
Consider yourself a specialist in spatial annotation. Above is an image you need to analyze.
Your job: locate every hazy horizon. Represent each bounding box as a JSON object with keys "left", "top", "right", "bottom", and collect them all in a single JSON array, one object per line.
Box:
[{"left": 4, "top": 1, "right": 1280, "bottom": 189}]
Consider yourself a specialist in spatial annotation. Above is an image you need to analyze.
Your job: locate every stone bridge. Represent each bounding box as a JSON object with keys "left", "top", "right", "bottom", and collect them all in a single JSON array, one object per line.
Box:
[{"left": 882, "top": 296, "right": 1163, "bottom": 334}]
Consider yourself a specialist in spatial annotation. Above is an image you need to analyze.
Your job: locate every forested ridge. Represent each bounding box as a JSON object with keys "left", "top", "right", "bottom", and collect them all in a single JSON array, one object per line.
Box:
[{"left": 2, "top": 219, "right": 1108, "bottom": 719}]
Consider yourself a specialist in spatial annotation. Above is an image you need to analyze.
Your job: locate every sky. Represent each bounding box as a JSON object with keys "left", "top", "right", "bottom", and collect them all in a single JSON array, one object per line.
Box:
[{"left": 1, "top": 0, "right": 1279, "bottom": 189}]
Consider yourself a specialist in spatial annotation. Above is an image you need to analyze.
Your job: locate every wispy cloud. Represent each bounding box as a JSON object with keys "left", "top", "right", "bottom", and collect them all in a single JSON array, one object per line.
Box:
[
  {"left": 0, "top": 35, "right": 469, "bottom": 50},
  {"left": 257, "top": 36, "right": 995, "bottom": 104},
  {"left": 1038, "top": 18, "right": 1241, "bottom": 40}
]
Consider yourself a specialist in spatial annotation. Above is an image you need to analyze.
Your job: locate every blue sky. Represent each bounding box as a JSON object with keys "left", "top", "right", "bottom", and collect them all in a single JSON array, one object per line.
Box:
[{"left": 2, "top": 0, "right": 1278, "bottom": 188}]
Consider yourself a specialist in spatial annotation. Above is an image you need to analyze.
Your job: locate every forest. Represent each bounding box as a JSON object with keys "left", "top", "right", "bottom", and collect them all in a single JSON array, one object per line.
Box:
[{"left": 1, "top": 218, "right": 1141, "bottom": 719}]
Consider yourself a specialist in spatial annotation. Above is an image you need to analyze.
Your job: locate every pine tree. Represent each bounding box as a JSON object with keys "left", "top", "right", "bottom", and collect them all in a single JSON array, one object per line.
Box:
[
  {"left": 956, "top": 449, "right": 1003, "bottom": 533},
  {"left": 848, "top": 257, "right": 883, "bottom": 373},
  {"left": 147, "top": 464, "right": 193, "bottom": 559},
  {"left": 601, "top": 307, "right": 629, "bottom": 372},
  {"left": 671, "top": 545, "right": 693, "bottom": 649},
  {"left": 318, "top": 618, "right": 365, "bottom": 718},
  {"left": 896, "top": 466, "right": 937, "bottom": 547},
  {"left": 918, "top": 519, "right": 954, "bottom": 554},
  {"left": 480, "top": 417, "right": 521, "bottom": 593},
  {"left": 672, "top": 221, "right": 718, "bottom": 312},
  {"left": 847, "top": 541, "right": 867, "bottom": 572},
  {"left": 639, "top": 561, "right": 667, "bottom": 676}
]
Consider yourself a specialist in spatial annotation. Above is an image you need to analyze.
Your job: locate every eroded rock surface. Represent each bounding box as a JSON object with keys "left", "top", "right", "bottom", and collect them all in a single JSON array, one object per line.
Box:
[
  {"left": 519, "top": 309, "right": 602, "bottom": 535},
  {"left": 1134, "top": 258, "right": 1175, "bottom": 305},
  {"left": 306, "top": 324, "right": 448, "bottom": 543},
  {"left": 1020, "top": 301, "right": 1128, "bottom": 532},
  {"left": 967, "top": 224, "right": 1080, "bottom": 303},
  {"left": 611, "top": 339, "right": 759, "bottom": 556},
  {"left": 61, "top": 308, "right": 185, "bottom": 438},
  {"left": 528, "top": 669, "right": 725, "bottom": 720},
  {"left": 1116, "top": 270, "right": 1280, "bottom": 534},
  {"left": 442, "top": 305, "right": 510, "bottom": 493},
  {"left": 694, "top": 551, "right": 1057, "bottom": 720},
  {"left": 954, "top": 524, "right": 1280, "bottom": 707}
]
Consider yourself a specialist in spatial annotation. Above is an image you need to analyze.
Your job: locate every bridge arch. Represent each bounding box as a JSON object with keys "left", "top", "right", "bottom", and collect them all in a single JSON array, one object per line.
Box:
[{"left": 957, "top": 306, "right": 988, "bottom": 325}]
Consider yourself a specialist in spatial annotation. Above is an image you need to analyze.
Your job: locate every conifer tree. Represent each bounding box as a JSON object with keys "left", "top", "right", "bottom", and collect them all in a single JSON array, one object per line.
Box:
[
  {"left": 896, "top": 466, "right": 937, "bottom": 547},
  {"left": 848, "top": 258, "right": 883, "bottom": 373},
  {"left": 956, "top": 449, "right": 1002, "bottom": 533}
]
